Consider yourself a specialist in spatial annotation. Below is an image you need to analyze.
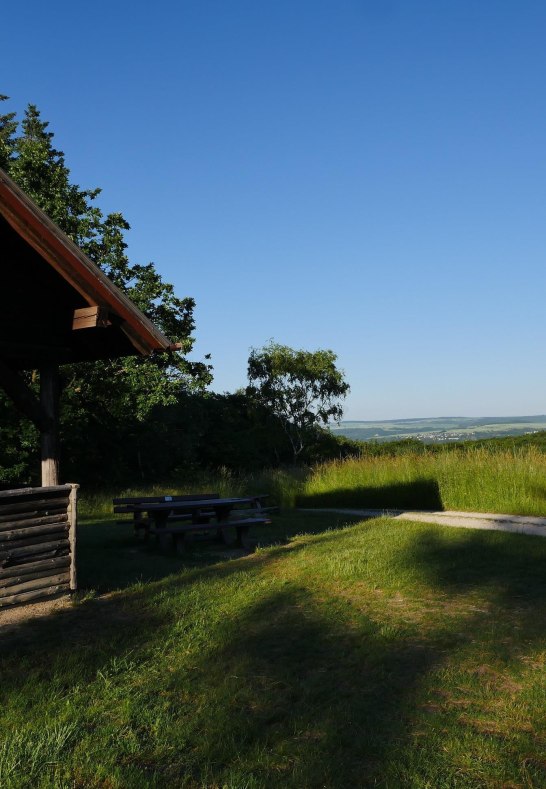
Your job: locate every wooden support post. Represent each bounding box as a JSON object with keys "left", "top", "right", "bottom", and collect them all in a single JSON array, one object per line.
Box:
[
  {"left": 40, "top": 364, "right": 60, "bottom": 487},
  {"left": 68, "top": 483, "right": 78, "bottom": 591}
]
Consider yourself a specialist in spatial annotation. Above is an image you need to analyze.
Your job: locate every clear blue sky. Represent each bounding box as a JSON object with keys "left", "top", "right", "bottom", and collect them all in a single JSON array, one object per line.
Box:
[{"left": 3, "top": 1, "right": 546, "bottom": 419}]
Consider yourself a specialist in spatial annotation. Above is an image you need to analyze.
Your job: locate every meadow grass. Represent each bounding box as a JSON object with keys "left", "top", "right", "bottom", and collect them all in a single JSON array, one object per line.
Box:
[
  {"left": 81, "top": 444, "right": 546, "bottom": 519},
  {"left": 2, "top": 512, "right": 546, "bottom": 787},
  {"left": 297, "top": 445, "right": 546, "bottom": 515}
]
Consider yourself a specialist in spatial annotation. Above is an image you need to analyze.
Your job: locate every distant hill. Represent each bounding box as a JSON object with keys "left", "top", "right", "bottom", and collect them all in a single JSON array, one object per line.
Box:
[{"left": 330, "top": 415, "right": 546, "bottom": 444}]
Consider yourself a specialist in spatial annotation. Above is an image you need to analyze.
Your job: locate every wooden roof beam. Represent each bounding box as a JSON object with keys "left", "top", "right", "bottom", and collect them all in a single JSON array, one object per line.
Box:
[
  {"left": 72, "top": 306, "right": 111, "bottom": 330},
  {"left": 0, "top": 169, "right": 173, "bottom": 356}
]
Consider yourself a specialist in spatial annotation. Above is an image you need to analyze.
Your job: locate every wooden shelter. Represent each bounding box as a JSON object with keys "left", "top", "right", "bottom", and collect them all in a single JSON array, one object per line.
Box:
[
  {"left": 0, "top": 168, "right": 179, "bottom": 607},
  {"left": 0, "top": 167, "right": 177, "bottom": 486}
]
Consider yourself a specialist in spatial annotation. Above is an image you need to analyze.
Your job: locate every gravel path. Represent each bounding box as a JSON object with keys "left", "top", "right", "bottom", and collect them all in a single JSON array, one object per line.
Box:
[{"left": 298, "top": 508, "right": 546, "bottom": 537}]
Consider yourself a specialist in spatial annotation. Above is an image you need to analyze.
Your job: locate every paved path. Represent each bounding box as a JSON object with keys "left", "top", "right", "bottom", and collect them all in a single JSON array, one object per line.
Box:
[{"left": 298, "top": 508, "right": 546, "bottom": 538}]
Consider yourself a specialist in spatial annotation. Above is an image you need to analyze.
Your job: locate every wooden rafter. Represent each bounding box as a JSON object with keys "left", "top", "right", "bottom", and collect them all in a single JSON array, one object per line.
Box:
[
  {"left": 72, "top": 306, "right": 111, "bottom": 330},
  {"left": 0, "top": 168, "right": 176, "bottom": 357}
]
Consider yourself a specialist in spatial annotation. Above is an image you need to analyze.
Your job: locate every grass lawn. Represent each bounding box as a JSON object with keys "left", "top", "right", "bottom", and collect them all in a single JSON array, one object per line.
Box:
[{"left": 2, "top": 512, "right": 546, "bottom": 787}]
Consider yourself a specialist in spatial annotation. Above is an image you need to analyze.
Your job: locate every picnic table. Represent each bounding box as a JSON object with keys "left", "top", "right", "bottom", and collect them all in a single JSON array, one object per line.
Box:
[{"left": 113, "top": 494, "right": 273, "bottom": 552}]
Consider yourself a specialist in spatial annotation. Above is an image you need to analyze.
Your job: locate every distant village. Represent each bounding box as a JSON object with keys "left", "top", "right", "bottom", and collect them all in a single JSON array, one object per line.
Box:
[
  {"left": 333, "top": 421, "right": 546, "bottom": 444},
  {"left": 412, "top": 429, "right": 541, "bottom": 444}
]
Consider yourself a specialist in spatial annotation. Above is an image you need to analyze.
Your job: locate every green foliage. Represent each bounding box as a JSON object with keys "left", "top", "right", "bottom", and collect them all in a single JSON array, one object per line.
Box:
[
  {"left": 471, "top": 429, "right": 546, "bottom": 452},
  {"left": 0, "top": 97, "right": 212, "bottom": 485},
  {"left": 0, "top": 392, "right": 37, "bottom": 486},
  {"left": 5, "top": 100, "right": 211, "bottom": 397},
  {"left": 0, "top": 95, "right": 17, "bottom": 170},
  {"left": 247, "top": 341, "right": 350, "bottom": 460}
]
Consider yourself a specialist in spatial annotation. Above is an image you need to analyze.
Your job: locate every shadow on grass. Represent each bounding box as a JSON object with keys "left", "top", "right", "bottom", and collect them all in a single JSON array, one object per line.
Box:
[
  {"left": 399, "top": 527, "right": 546, "bottom": 599},
  {"left": 4, "top": 520, "right": 546, "bottom": 784},
  {"left": 0, "top": 536, "right": 314, "bottom": 664},
  {"left": 297, "top": 478, "right": 444, "bottom": 511},
  {"left": 0, "top": 534, "right": 440, "bottom": 787},
  {"left": 0, "top": 515, "right": 361, "bottom": 665},
  {"left": 161, "top": 586, "right": 439, "bottom": 786},
  {"left": 76, "top": 512, "right": 364, "bottom": 594},
  {"left": 530, "top": 484, "right": 546, "bottom": 507}
]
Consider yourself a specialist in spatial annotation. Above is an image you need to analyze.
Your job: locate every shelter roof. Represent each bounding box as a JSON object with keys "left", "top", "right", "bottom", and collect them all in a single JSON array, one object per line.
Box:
[{"left": 0, "top": 168, "right": 175, "bottom": 369}]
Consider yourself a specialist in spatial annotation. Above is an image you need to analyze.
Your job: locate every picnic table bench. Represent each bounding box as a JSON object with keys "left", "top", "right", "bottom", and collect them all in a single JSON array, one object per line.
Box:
[
  {"left": 112, "top": 493, "right": 274, "bottom": 551},
  {"left": 113, "top": 492, "right": 220, "bottom": 536}
]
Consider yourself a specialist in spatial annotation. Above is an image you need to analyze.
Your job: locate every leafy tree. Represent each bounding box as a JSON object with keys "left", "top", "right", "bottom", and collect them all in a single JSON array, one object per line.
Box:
[
  {"left": 137, "top": 390, "right": 289, "bottom": 475},
  {"left": 0, "top": 97, "right": 212, "bottom": 485},
  {"left": 0, "top": 95, "right": 17, "bottom": 170},
  {"left": 6, "top": 101, "right": 211, "bottom": 395},
  {"left": 247, "top": 341, "right": 350, "bottom": 462}
]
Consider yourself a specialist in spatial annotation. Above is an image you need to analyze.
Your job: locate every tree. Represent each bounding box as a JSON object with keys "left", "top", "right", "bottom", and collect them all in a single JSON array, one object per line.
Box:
[
  {"left": 247, "top": 341, "right": 350, "bottom": 462},
  {"left": 5, "top": 100, "right": 211, "bottom": 392},
  {"left": 0, "top": 95, "right": 17, "bottom": 170},
  {"left": 0, "top": 97, "right": 212, "bottom": 485}
]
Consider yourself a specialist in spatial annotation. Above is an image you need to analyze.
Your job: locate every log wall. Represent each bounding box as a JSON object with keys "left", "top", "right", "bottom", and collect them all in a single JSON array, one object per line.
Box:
[{"left": 0, "top": 483, "right": 77, "bottom": 608}]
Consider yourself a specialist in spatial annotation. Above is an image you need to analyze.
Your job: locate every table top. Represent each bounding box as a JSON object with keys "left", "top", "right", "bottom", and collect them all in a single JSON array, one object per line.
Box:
[{"left": 132, "top": 497, "right": 256, "bottom": 512}]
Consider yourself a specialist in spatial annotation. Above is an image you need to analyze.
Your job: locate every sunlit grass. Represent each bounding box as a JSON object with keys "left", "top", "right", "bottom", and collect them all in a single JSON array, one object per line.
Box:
[
  {"left": 2, "top": 512, "right": 546, "bottom": 786},
  {"left": 298, "top": 445, "right": 546, "bottom": 514}
]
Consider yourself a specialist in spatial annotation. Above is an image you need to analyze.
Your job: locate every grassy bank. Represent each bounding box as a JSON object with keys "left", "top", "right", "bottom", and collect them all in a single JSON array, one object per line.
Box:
[
  {"left": 81, "top": 444, "right": 546, "bottom": 518},
  {"left": 297, "top": 445, "right": 546, "bottom": 515},
  {"left": 2, "top": 512, "right": 546, "bottom": 786}
]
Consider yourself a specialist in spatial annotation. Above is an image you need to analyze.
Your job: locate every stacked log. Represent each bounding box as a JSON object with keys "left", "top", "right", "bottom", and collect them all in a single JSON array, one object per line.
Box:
[{"left": 0, "top": 484, "right": 77, "bottom": 608}]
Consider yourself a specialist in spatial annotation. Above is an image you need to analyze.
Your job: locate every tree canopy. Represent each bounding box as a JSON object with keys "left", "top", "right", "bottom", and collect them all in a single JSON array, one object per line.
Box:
[
  {"left": 0, "top": 98, "right": 211, "bottom": 399},
  {"left": 0, "top": 96, "right": 211, "bottom": 485},
  {"left": 0, "top": 97, "right": 358, "bottom": 486},
  {"left": 247, "top": 341, "right": 350, "bottom": 461}
]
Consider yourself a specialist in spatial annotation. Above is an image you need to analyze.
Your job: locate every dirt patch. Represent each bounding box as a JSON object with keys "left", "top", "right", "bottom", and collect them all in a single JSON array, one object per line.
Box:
[
  {"left": 0, "top": 594, "right": 72, "bottom": 636},
  {"left": 0, "top": 586, "right": 173, "bottom": 653}
]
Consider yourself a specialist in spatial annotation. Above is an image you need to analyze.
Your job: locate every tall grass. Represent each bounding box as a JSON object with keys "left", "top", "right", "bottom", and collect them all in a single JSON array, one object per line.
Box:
[
  {"left": 0, "top": 723, "right": 78, "bottom": 786},
  {"left": 80, "top": 445, "right": 546, "bottom": 519},
  {"left": 79, "top": 466, "right": 306, "bottom": 519},
  {"left": 298, "top": 445, "right": 546, "bottom": 515}
]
